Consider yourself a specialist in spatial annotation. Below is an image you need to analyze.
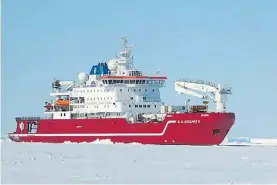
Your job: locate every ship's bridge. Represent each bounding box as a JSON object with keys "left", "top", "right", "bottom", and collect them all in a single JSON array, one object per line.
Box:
[{"left": 99, "top": 67, "right": 167, "bottom": 86}]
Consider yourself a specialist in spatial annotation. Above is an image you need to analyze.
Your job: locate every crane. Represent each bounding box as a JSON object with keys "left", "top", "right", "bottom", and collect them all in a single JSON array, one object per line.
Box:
[
  {"left": 52, "top": 80, "right": 75, "bottom": 92},
  {"left": 174, "top": 79, "right": 232, "bottom": 113}
]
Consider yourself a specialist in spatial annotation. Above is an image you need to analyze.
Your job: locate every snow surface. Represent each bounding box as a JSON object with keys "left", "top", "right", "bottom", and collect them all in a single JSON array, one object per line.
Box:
[
  {"left": 1, "top": 138, "right": 277, "bottom": 184},
  {"left": 221, "top": 137, "right": 277, "bottom": 146}
]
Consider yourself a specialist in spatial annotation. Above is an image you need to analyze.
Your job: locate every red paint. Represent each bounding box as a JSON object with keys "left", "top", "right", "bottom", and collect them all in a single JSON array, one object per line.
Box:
[{"left": 8, "top": 112, "right": 235, "bottom": 145}]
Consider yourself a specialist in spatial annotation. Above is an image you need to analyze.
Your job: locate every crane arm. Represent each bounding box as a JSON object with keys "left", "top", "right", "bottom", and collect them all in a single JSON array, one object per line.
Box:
[
  {"left": 175, "top": 80, "right": 218, "bottom": 93},
  {"left": 174, "top": 79, "right": 232, "bottom": 113},
  {"left": 52, "top": 80, "right": 75, "bottom": 93},
  {"left": 175, "top": 83, "right": 206, "bottom": 99},
  {"left": 59, "top": 81, "right": 75, "bottom": 86}
]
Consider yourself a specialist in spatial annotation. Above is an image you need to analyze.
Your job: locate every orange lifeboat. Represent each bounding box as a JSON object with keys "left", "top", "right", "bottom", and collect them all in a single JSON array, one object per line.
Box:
[{"left": 56, "top": 99, "right": 69, "bottom": 106}]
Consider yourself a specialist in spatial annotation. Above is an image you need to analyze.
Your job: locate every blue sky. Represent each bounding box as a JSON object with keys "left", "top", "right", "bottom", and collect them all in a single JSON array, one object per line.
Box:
[{"left": 2, "top": 0, "right": 277, "bottom": 137}]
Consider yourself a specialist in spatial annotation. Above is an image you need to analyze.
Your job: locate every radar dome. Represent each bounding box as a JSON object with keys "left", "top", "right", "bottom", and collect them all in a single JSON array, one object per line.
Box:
[
  {"left": 107, "top": 59, "right": 118, "bottom": 71},
  {"left": 78, "top": 72, "right": 89, "bottom": 83}
]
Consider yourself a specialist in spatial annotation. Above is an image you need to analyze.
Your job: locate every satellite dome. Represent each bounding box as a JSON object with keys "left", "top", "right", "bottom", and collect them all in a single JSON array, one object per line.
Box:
[
  {"left": 78, "top": 72, "right": 89, "bottom": 83},
  {"left": 107, "top": 59, "right": 118, "bottom": 71}
]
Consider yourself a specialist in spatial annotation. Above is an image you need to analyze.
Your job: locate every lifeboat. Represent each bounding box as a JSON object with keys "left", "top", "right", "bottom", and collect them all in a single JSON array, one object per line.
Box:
[{"left": 56, "top": 99, "right": 69, "bottom": 106}]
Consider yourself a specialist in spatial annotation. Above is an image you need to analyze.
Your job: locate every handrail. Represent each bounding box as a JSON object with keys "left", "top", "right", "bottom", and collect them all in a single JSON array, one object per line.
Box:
[{"left": 16, "top": 117, "right": 42, "bottom": 121}]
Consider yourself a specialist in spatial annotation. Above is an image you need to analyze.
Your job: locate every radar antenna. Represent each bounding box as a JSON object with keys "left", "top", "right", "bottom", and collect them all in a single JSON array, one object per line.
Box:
[{"left": 121, "top": 36, "right": 135, "bottom": 51}]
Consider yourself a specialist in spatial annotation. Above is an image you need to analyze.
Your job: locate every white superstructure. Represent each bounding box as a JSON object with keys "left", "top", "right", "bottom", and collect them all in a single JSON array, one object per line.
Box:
[
  {"left": 45, "top": 37, "right": 167, "bottom": 121},
  {"left": 43, "top": 37, "right": 232, "bottom": 121}
]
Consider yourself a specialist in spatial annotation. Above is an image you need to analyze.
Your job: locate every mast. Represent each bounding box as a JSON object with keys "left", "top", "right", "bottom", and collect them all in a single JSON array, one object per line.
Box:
[
  {"left": 121, "top": 36, "right": 128, "bottom": 49},
  {"left": 114, "top": 37, "right": 135, "bottom": 73}
]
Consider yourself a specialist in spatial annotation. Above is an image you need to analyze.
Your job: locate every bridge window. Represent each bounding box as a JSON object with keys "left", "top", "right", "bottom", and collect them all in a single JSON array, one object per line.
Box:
[
  {"left": 27, "top": 121, "right": 38, "bottom": 134},
  {"left": 147, "top": 105, "right": 150, "bottom": 108}
]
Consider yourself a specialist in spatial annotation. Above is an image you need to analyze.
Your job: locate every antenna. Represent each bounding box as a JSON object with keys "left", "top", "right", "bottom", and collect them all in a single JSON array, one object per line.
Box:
[
  {"left": 121, "top": 37, "right": 128, "bottom": 49},
  {"left": 156, "top": 67, "right": 161, "bottom": 75},
  {"left": 121, "top": 36, "right": 135, "bottom": 51}
]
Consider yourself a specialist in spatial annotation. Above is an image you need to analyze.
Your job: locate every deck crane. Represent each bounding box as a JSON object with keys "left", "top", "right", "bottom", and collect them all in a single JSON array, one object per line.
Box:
[
  {"left": 52, "top": 80, "right": 75, "bottom": 92},
  {"left": 174, "top": 79, "right": 232, "bottom": 113}
]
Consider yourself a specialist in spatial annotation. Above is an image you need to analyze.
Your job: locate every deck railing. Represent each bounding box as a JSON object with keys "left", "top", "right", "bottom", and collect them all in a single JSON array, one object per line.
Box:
[
  {"left": 16, "top": 117, "right": 43, "bottom": 121},
  {"left": 178, "top": 78, "right": 218, "bottom": 88}
]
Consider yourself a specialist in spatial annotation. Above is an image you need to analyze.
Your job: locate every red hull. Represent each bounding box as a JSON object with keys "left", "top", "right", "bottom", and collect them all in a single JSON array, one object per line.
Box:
[{"left": 8, "top": 112, "right": 235, "bottom": 145}]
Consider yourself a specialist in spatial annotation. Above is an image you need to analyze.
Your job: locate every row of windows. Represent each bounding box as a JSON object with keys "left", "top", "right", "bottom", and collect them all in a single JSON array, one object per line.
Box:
[
  {"left": 102, "top": 80, "right": 164, "bottom": 85},
  {"left": 125, "top": 89, "right": 155, "bottom": 92},
  {"left": 87, "top": 97, "right": 113, "bottom": 101},
  {"left": 130, "top": 104, "right": 157, "bottom": 108},
  {"left": 74, "top": 89, "right": 109, "bottom": 93},
  {"left": 74, "top": 88, "right": 156, "bottom": 93},
  {"left": 85, "top": 96, "right": 149, "bottom": 101},
  {"left": 72, "top": 112, "right": 123, "bottom": 117},
  {"left": 73, "top": 104, "right": 157, "bottom": 109}
]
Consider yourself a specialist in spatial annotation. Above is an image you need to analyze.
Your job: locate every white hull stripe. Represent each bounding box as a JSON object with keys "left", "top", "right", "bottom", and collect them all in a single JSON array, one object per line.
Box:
[{"left": 10, "top": 120, "right": 176, "bottom": 137}]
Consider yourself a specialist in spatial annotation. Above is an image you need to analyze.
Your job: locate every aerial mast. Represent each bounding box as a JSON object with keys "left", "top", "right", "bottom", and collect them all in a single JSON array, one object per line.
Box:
[{"left": 121, "top": 36, "right": 128, "bottom": 49}]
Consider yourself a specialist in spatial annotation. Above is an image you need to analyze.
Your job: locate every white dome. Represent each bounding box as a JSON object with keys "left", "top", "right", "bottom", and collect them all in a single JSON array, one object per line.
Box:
[
  {"left": 107, "top": 59, "right": 118, "bottom": 71},
  {"left": 78, "top": 72, "right": 89, "bottom": 83}
]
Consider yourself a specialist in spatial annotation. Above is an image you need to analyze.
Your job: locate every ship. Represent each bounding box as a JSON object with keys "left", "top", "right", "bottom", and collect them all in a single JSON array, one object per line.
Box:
[{"left": 8, "top": 37, "right": 235, "bottom": 145}]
